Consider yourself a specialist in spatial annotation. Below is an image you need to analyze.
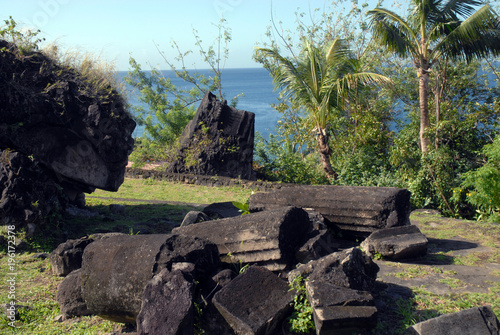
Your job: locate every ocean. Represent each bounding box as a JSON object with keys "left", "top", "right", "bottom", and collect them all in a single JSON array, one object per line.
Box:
[{"left": 116, "top": 68, "right": 281, "bottom": 139}]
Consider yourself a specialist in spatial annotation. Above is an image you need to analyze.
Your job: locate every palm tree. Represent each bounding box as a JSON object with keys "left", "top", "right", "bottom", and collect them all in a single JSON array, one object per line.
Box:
[
  {"left": 368, "top": 0, "right": 500, "bottom": 154},
  {"left": 256, "top": 38, "right": 390, "bottom": 179}
]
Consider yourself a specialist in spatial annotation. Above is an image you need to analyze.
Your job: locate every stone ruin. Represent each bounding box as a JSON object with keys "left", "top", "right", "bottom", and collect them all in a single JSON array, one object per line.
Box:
[
  {"left": 50, "top": 184, "right": 487, "bottom": 335},
  {"left": 166, "top": 91, "right": 255, "bottom": 180},
  {"left": 0, "top": 39, "right": 136, "bottom": 230}
]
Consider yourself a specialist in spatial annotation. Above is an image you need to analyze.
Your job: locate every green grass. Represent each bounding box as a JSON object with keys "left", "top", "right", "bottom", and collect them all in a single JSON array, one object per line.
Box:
[{"left": 90, "top": 177, "right": 253, "bottom": 204}]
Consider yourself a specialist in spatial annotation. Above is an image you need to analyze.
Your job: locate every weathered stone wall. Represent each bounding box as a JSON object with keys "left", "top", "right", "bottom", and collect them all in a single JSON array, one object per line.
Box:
[{"left": 126, "top": 167, "right": 292, "bottom": 191}]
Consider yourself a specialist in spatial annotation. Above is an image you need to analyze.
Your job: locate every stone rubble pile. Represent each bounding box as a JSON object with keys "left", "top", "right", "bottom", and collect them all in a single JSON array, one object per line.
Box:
[{"left": 49, "top": 184, "right": 499, "bottom": 334}]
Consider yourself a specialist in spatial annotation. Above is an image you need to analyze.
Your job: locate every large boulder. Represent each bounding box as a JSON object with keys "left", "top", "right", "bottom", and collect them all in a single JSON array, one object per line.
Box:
[
  {"left": 80, "top": 234, "right": 220, "bottom": 323},
  {"left": 0, "top": 39, "right": 135, "bottom": 203},
  {"left": 0, "top": 149, "right": 67, "bottom": 228},
  {"left": 166, "top": 91, "right": 255, "bottom": 180},
  {"left": 173, "top": 206, "right": 312, "bottom": 271},
  {"left": 249, "top": 185, "right": 411, "bottom": 238}
]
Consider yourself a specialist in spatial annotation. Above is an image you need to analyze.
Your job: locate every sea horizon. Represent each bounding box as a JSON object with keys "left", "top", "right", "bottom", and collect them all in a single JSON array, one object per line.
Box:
[{"left": 116, "top": 67, "right": 280, "bottom": 139}]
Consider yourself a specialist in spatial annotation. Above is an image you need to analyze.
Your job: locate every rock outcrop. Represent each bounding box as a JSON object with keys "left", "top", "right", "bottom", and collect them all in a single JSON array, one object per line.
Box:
[
  {"left": 249, "top": 185, "right": 411, "bottom": 238},
  {"left": 0, "top": 39, "right": 135, "bottom": 228},
  {"left": 166, "top": 91, "right": 255, "bottom": 180}
]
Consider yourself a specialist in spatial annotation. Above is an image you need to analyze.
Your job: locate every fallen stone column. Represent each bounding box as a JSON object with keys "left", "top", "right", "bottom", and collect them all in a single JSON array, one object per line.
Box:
[
  {"left": 173, "top": 206, "right": 311, "bottom": 271},
  {"left": 80, "top": 234, "right": 219, "bottom": 323},
  {"left": 249, "top": 185, "right": 411, "bottom": 238}
]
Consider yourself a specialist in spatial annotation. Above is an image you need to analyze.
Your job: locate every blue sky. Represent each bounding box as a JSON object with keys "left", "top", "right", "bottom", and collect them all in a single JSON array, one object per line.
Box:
[{"left": 2, "top": 0, "right": 387, "bottom": 71}]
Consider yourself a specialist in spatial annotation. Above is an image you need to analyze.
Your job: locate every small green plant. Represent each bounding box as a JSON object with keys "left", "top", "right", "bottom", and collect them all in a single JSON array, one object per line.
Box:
[
  {"left": 232, "top": 201, "right": 250, "bottom": 215},
  {"left": 288, "top": 276, "right": 315, "bottom": 334},
  {"left": 0, "top": 16, "right": 45, "bottom": 54}
]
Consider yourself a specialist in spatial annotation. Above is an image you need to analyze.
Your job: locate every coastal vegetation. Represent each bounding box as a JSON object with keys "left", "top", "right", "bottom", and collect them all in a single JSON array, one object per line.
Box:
[{"left": 122, "top": 1, "right": 500, "bottom": 222}]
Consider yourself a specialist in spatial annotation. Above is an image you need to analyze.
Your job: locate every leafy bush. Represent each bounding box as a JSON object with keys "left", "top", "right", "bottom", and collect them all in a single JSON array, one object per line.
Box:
[
  {"left": 254, "top": 133, "right": 328, "bottom": 185},
  {"left": 454, "top": 135, "right": 500, "bottom": 222}
]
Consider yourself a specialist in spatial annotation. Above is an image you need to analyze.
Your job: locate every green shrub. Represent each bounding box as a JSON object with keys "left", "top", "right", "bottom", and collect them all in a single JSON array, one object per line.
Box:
[{"left": 454, "top": 135, "right": 500, "bottom": 222}]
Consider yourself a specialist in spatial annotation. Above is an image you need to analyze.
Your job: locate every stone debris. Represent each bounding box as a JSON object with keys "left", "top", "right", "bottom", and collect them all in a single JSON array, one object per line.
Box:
[
  {"left": 249, "top": 184, "right": 411, "bottom": 238},
  {"left": 213, "top": 266, "right": 293, "bottom": 335},
  {"left": 49, "top": 238, "right": 94, "bottom": 276},
  {"left": 174, "top": 206, "right": 311, "bottom": 271},
  {"left": 360, "top": 224, "right": 428, "bottom": 260},
  {"left": 407, "top": 305, "right": 500, "bottom": 335}
]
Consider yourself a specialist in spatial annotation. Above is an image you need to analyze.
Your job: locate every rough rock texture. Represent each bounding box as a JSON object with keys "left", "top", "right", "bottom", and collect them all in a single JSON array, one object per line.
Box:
[
  {"left": 0, "top": 149, "right": 67, "bottom": 227},
  {"left": 289, "top": 248, "right": 379, "bottom": 292},
  {"left": 80, "top": 234, "right": 219, "bottom": 323},
  {"left": 360, "top": 225, "right": 428, "bottom": 260},
  {"left": 295, "top": 229, "right": 338, "bottom": 264},
  {"left": 249, "top": 185, "right": 411, "bottom": 238},
  {"left": 306, "top": 280, "right": 378, "bottom": 335},
  {"left": 173, "top": 206, "right": 311, "bottom": 271},
  {"left": 0, "top": 39, "right": 135, "bottom": 226},
  {"left": 56, "top": 269, "right": 91, "bottom": 319},
  {"left": 166, "top": 91, "right": 255, "bottom": 180},
  {"left": 50, "top": 238, "right": 94, "bottom": 276},
  {"left": 407, "top": 305, "right": 500, "bottom": 335},
  {"left": 213, "top": 266, "right": 293, "bottom": 335},
  {"left": 136, "top": 268, "right": 195, "bottom": 335}
]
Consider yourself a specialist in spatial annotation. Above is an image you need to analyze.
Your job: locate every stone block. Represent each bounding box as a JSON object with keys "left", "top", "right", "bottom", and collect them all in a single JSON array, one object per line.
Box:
[
  {"left": 137, "top": 268, "right": 195, "bottom": 335},
  {"left": 56, "top": 269, "right": 91, "bottom": 319},
  {"left": 289, "top": 248, "right": 379, "bottom": 292},
  {"left": 50, "top": 238, "right": 94, "bottom": 276},
  {"left": 306, "top": 280, "right": 377, "bottom": 335},
  {"left": 361, "top": 225, "right": 428, "bottom": 260},
  {"left": 407, "top": 305, "right": 500, "bottom": 335},
  {"left": 213, "top": 266, "right": 293, "bottom": 335},
  {"left": 249, "top": 185, "right": 411, "bottom": 238},
  {"left": 174, "top": 206, "right": 311, "bottom": 271}
]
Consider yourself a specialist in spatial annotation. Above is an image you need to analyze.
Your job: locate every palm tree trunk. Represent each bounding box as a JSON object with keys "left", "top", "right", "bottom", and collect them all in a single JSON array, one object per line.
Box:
[
  {"left": 418, "top": 67, "right": 431, "bottom": 154},
  {"left": 316, "top": 129, "right": 337, "bottom": 180}
]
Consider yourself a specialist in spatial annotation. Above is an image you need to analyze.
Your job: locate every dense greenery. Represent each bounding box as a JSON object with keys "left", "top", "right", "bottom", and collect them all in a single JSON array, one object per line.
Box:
[
  {"left": 122, "top": 1, "right": 499, "bottom": 221},
  {"left": 251, "top": 0, "right": 500, "bottom": 221}
]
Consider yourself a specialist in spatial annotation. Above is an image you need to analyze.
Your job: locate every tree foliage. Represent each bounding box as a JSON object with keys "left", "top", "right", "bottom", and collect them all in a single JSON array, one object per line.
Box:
[
  {"left": 368, "top": 0, "right": 500, "bottom": 153},
  {"left": 125, "top": 18, "right": 236, "bottom": 166}
]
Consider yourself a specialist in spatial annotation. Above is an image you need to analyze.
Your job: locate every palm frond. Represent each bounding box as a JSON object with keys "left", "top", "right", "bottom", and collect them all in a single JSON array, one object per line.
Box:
[
  {"left": 367, "top": 8, "right": 419, "bottom": 59},
  {"left": 440, "top": 0, "right": 483, "bottom": 21},
  {"left": 433, "top": 4, "right": 500, "bottom": 61}
]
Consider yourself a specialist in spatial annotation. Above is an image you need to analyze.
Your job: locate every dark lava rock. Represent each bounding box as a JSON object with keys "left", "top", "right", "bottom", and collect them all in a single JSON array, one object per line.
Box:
[{"left": 166, "top": 91, "right": 255, "bottom": 180}]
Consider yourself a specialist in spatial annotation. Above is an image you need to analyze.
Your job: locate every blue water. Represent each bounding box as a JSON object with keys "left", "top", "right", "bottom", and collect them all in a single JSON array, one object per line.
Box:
[{"left": 116, "top": 68, "right": 280, "bottom": 139}]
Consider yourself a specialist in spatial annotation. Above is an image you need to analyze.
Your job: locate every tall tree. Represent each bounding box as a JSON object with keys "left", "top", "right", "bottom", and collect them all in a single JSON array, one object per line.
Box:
[
  {"left": 256, "top": 38, "right": 389, "bottom": 179},
  {"left": 368, "top": 0, "right": 500, "bottom": 154}
]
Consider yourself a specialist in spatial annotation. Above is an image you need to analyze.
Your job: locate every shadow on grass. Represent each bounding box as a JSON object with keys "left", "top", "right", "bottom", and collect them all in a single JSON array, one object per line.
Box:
[
  {"left": 29, "top": 202, "right": 203, "bottom": 252},
  {"left": 373, "top": 282, "right": 439, "bottom": 335}
]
